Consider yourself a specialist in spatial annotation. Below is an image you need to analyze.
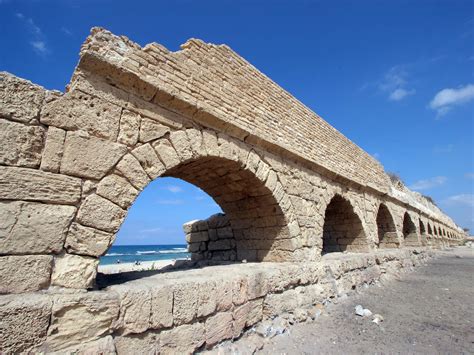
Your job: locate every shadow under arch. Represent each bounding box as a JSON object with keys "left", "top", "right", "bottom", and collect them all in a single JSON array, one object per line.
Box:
[
  {"left": 402, "top": 212, "right": 419, "bottom": 246},
  {"left": 321, "top": 194, "right": 369, "bottom": 254},
  {"left": 418, "top": 219, "right": 428, "bottom": 246},
  {"left": 376, "top": 203, "right": 399, "bottom": 249}
]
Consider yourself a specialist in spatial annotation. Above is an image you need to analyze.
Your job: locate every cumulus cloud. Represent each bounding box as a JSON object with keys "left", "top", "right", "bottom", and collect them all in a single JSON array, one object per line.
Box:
[
  {"left": 163, "top": 185, "right": 183, "bottom": 193},
  {"left": 389, "top": 88, "right": 415, "bottom": 101},
  {"left": 409, "top": 176, "right": 447, "bottom": 191},
  {"left": 16, "top": 13, "right": 49, "bottom": 56},
  {"left": 429, "top": 84, "right": 474, "bottom": 116},
  {"left": 444, "top": 194, "right": 474, "bottom": 207}
]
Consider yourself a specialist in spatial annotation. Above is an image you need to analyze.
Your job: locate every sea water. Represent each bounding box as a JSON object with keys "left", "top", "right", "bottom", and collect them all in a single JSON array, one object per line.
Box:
[{"left": 99, "top": 245, "right": 190, "bottom": 265}]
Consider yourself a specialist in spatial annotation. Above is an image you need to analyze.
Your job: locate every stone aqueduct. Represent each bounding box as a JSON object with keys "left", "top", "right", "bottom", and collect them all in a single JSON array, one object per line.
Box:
[{"left": 0, "top": 28, "right": 465, "bottom": 353}]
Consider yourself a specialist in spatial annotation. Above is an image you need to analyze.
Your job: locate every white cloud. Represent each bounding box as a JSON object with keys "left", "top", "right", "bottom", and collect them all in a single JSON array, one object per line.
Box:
[
  {"left": 157, "top": 199, "right": 184, "bottom": 205},
  {"left": 429, "top": 84, "right": 474, "bottom": 116},
  {"left": 409, "top": 176, "right": 447, "bottom": 191},
  {"left": 31, "top": 41, "right": 48, "bottom": 54},
  {"left": 140, "top": 227, "right": 163, "bottom": 233},
  {"left": 444, "top": 194, "right": 474, "bottom": 207},
  {"left": 389, "top": 88, "right": 415, "bottom": 101},
  {"left": 163, "top": 185, "right": 183, "bottom": 193},
  {"left": 465, "top": 173, "right": 474, "bottom": 179},
  {"left": 16, "top": 13, "right": 49, "bottom": 56},
  {"left": 61, "top": 27, "right": 72, "bottom": 36}
]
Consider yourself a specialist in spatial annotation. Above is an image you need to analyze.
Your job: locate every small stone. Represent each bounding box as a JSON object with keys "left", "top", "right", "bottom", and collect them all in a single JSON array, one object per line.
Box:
[
  {"left": 355, "top": 305, "right": 372, "bottom": 317},
  {"left": 372, "top": 314, "right": 384, "bottom": 324}
]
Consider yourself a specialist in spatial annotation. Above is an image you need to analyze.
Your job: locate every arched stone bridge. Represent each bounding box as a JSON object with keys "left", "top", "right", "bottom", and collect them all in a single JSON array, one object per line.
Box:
[{"left": 0, "top": 28, "right": 465, "bottom": 353}]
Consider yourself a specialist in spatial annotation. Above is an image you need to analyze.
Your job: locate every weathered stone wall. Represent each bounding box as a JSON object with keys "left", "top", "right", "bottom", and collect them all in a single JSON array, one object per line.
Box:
[
  {"left": 0, "top": 27, "right": 467, "bottom": 352},
  {"left": 184, "top": 214, "right": 237, "bottom": 262}
]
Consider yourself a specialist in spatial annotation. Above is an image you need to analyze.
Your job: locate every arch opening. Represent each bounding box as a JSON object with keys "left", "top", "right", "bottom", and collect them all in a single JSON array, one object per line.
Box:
[
  {"left": 419, "top": 219, "right": 428, "bottom": 246},
  {"left": 376, "top": 204, "right": 399, "bottom": 248},
  {"left": 322, "top": 194, "right": 368, "bottom": 254},
  {"left": 402, "top": 212, "right": 419, "bottom": 246}
]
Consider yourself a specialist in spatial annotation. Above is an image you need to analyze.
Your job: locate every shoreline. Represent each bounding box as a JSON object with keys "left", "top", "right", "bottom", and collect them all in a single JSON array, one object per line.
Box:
[{"left": 98, "top": 259, "right": 187, "bottom": 274}]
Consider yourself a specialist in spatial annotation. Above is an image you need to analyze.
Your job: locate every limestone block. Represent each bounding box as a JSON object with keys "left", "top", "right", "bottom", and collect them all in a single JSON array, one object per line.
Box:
[
  {"left": 263, "top": 289, "right": 299, "bottom": 317},
  {"left": 40, "top": 126, "right": 66, "bottom": 172},
  {"left": 77, "top": 194, "right": 127, "bottom": 233},
  {"left": 150, "top": 285, "right": 173, "bottom": 329},
  {"left": 202, "top": 129, "right": 219, "bottom": 156},
  {"left": 0, "top": 255, "right": 52, "bottom": 293},
  {"left": 169, "top": 130, "right": 193, "bottom": 161},
  {"left": 51, "top": 253, "right": 99, "bottom": 289},
  {"left": 61, "top": 132, "right": 127, "bottom": 180},
  {"left": 173, "top": 281, "right": 198, "bottom": 325},
  {"left": 208, "top": 239, "right": 234, "bottom": 251},
  {"left": 97, "top": 174, "right": 139, "bottom": 209},
  {"left": 113, "top": 285, "right": 152, "bottom": 335},
  {"left": 118, "top": 109, "right": 140, "bottom": 146},
  {"left": 197, "top": 280, "right": 218, "bottom": 318},
  {"left": 56, "top": 336, "right": 116, "bottom": 355},
  {"left": 41, "top": 90, "right": 122, "bottom": 140},
  {"left": 43, "top": 292, "right": 119, "bottom": 351},
  {"left": 0, "top": 293, "right": 52, "bottom": 353},
  {"left": 152, "top": 138, "right": 180, "bottom": 169},
  {"left": 186, "top": 231, "right": 209, "bottom": 243},
  {"left": 139, "top": 117, "right": 170, "bottom": 142},
  {"left": 217, "top": 226, "right": 234, "bottom": 239},
  {"left": 131, "top": 143, "right": 166, "bottom": 179},
  {"left": 114, "top": 332, "right": 160, "bottom": 355},
  {"left": 0, "top": 201, "right": 76, "bottom": 254},
  {"left": 65, "top": 222, "right": 114, "bottom": 257},
  {"left": 205, "top": 312, "right": 233, "bottom": 346},
  {"left": 0, "top": 118, "right": 45, "bottom": 168},
  {"left": 116, "top": 153, "right": 151, "bottom": 190},
  {"left": 186, "top": 128, "right": 206, "bottom": 157},
  {"left": 160, "top": 323, "right": 205, "bottom": 354},
  {"left": 0, "top": 72, "right": 45, "bottom": 123},
  {"left": 233, "top": 298, "right": 263, "bottom": 337}
]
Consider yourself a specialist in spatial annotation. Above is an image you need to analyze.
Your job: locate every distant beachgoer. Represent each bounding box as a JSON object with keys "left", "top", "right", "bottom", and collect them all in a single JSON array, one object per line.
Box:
[{"left": 117, "top": 260, "right": 121, "bottom": 264}]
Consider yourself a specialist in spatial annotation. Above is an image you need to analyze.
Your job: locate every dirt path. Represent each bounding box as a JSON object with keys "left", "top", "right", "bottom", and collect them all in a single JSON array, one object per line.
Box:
[{"left": 217, "top": 247, "right": 474, "bottom": 354}]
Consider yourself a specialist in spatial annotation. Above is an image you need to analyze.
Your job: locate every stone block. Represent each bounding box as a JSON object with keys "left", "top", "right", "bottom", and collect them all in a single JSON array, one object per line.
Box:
[
  {"left": 56, "top": 336, "right": 116, "bottom": 355},
  {"left": 0, "top": 118, "right": 45, "bottom": 168},
  {"left": 205, "top": 312, "right": 233, "bottom": 346},
  {"left": 0, "top": 293, "right": 52, "bottom": 353},
  {"left": 61, "top": 131, "right": 127, "bottom": 180},
  {"left": 150, "top": 285, "right": 174, "bottom": 329},
  {"left": 76, "top": 194, "right": 127, "bottom": 233},
  {"left": 0, "top": 72, "right": 45, "bottom": 123},
  {"left": 97, "top": 173, "right": 139, "bottom": 209},
  {"left": 139, "top": 116, "right": 170, "bottom": 142},
  {"left": 186, "top": 231, "right": 209, "bottom": 243},
  {"left": 208, "top": 239, "right": 234, "bottom": 251},
  {"left": 160, "top": 323, "right": 205, "bottom": 354},
  {"left": 263, "top": 289, "right": 299, "bottom": 317},
  {"left": 0, "top": 166, "right": 82, "bottom": 204},
  {"left": 40, "top": 126, "right": 66, "bottom": 172},
  {"left": 0, "top": 201, "right": 76, "bottom": 254},
  {"left": 51, "top": 253, "right": 99, "bottom": 289},
  {"left": 116, "top": 153, "right": 151, "bottom": 190},
  {"left": 197, "top": 280, "right": 218, "bottom": 318},
  {"left": 169, "top": 130, "right": 193, "bottom": 161},
  {"left": 41, "top": 90, "right": 122, "bottom": 140},
  {"left": 42, "top": 292, "right": 119, "bottom": 351},
  {"left": 114, "top": 332, "right": 160, "bottom": 355},
  {"left": 217, "top": 226, "right": 234, "bottom": 239},
  {"left": 173, "top": 281, "right": 198, "bottom": 325},
  {"left": 118, "top": 109, "right": 140, "bottom": 146},
  {"left": 233, "top": 298, "right": 263, "bottom": 337},
  {"left": 0, "top": 255, "right": 52, "bottom": 293},
  {"left": 65, "top": 222, "right": 114, "bottom": 257},
  {"left": 112, "top": 285, "right": 152, "bottom": 335},
  {"left": 152, "top": 139, "right": 180, "bottom": 169},
  {"left": 131, "top": 143, "right": 166, "bottom": 179}
]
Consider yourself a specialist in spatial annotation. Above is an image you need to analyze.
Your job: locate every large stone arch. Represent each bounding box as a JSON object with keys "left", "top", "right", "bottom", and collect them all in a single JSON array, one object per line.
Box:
[
  {"left": 418, "top": 218, "right": 428, "bottom": 246},
  {"left": 402, "top": 212, "right": 419, "bottom": 246},
  {"left": 55, "top": 128, "right": 301, "bottom": 289},
  {"left": 376, "top": 203, "right": 399, "bottom": 248},
  {"left": 321, "top": 194, "right": 369, "bottom": 253}
]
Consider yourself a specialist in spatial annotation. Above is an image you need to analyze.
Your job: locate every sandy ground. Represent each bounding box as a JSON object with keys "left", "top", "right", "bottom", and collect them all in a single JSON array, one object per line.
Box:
[
  {"left": 98, "top": 259, "right": 177, "bottom": 274},
  {"left": 227, "top": 247, "right": 474, "bottom": 354}
]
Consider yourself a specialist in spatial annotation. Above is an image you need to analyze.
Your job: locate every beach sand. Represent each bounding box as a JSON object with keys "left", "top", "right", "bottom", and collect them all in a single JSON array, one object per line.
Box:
[{"left": 98, "top": 259, "right": 179, "bottom": 274}]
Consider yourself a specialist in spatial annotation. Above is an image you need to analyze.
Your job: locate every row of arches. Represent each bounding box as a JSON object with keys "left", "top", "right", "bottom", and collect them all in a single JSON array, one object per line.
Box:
[{"left": 321, "top": 196, "right": 462, "bottom": 254}]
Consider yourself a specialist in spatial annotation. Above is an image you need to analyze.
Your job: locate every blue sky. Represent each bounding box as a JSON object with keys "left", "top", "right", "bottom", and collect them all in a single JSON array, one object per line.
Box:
[{"left": 1, "top": 0, "right": 473, "bottom": 243}]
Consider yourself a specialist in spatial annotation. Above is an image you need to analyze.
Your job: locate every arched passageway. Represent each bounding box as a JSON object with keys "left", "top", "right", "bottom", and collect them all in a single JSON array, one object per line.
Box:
[
  {"left": 402, "top": 212, "right": 419, "bottom": 246},
  {"left": 419, "top": 219, "right": 428, "bottom": 246},
  {"left": 163, "top": 156, "right": 291, "bottom": 261},
  {"left": 376, "top": 204, "right": 399, "bottom": 248},
  {"left": 322, "top": 195, "right": 368, "bottom": 253}
]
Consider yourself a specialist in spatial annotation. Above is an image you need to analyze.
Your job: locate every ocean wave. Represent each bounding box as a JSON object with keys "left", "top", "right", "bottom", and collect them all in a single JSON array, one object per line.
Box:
[
  {"left": 136, "top": 251, "right": 159, "bottom": 255},
  {"left": 105, "top": 253, "right": 130, "bottom": 256},
  {"left": 159, "top": 249, "right": 188, "bottom": 254}
]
